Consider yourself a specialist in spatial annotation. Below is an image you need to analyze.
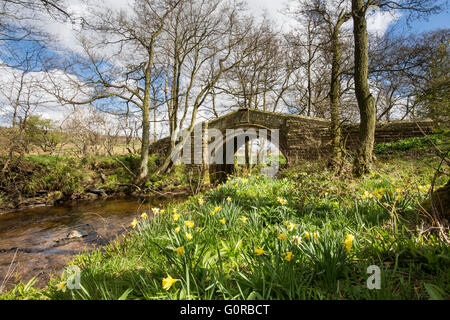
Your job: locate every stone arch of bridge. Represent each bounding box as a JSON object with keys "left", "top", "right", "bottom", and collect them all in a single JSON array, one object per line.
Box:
[{"left": 206, "top": 123, "right": 288, "bottom": 181}]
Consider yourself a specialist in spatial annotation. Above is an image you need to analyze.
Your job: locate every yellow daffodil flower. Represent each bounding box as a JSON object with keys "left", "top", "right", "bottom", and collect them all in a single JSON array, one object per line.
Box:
[
  {"left": 313, "top": 232, "right": 318, "bottom": 240},
  {"left": 184, "top": 221, "right": 195, "bottom": 228},
  {"left": 396, "top": 194, "right": 403, "bottom": 201},
  {"left": 209, "top": 211, "right": 216, "bottom": 216},
  {"left": 162, "top": 274, "right": 178, "bottom": 290},
  {"left": 56, "top": 281, "right": 67, "bottom": 292},
  {"left": 344, "top": 234, "right": 355, "bottom": 253},
  {"left": 277, "top": 197, "right": 287, "bottom": 205},
  {"left": 254, "top": 248, "right": 265, "bottom": 256},
  {"left": 240, "top": 216, "right": 248, "bottom": 223},
  {"left": 131, "top": 218, "right": 139, "bottom": 228},
  {"left": 186, "top": 232, "right": 193, "bottom": 240},
  {"left": 172, "top": 208, "right": 177, "bottom": 214},
  {"left": 226, "top": 197, "right": 232, "bottom": 202},
  {"left": 287, "top": 223, "right": 297, "bottom": 231},
  {"left": 293, "top": 235, "right": 301, "bottom": 245},
  {"left": 175, "top": 226, "right": 181, "bottom": 233},
  {"left": 176, "top": 247, "right": 185, "bottom": 256},
  {"left": 152, "top": 208, "right": 160, "bottom": 214},
  {"left": 198, "top": 198, "right": 205, "bottom": 205},
  {"left": 284, "top": 251, "right": 293, "bottom": 262},
  {"left": 277, "top": 233, "right": 287, "bottom": 240},
  {"left": 214, "top": 206, "right": 222, "bottom": 212},
  {"left": 219, "top": 219, "right": 226, "bottom": 224},
  {"left": 172, "top": 214, "right": 181, "bottom": 221},
  {"left": 304, "top": 232, "right": 310, "bottom": 239},
  {"left": 141, "top": 212, "right": 148, "bottom": 219}
]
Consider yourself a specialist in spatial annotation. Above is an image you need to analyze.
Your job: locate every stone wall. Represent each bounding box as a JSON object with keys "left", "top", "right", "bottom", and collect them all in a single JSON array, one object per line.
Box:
[{"left": 149, "top": 109, "right": 434, "bottom": 167}]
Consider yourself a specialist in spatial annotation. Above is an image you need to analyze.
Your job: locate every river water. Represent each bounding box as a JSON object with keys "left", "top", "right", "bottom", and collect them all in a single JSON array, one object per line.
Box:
[{"left": 0, "top": 195, "right": 187, "bottom": 293}]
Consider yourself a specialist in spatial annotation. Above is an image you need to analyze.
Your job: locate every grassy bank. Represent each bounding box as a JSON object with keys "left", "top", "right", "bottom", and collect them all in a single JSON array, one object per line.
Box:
[
  {"left": 0, "top": 154, "right": 190, "bottom": 211},
  {"left": 2, "top": 140, "right": 448, "bottom": 300}
]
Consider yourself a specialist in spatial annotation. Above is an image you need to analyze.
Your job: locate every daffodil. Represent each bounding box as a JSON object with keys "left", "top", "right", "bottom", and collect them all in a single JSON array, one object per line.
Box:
[
  {"left": 240, "top": 216, "right": 248, "bottom": 223},
  {"left": 292, "top": 235, "right": 301, "bottom": 245},
  {"left": 395, "top": 188, "right": 402, "bottom": 193},
  {"left": 313, "top": 232, "right": 318, "bottom": 239},
  {"left": 287, "top": 223, "right": 297, "bottom": 231},
  {"left": 376, "top": 193, "right": 383, "bottom": 200},
  {"left": 277, "top": 233, "right": 287, "bottom": 240},
  {"left": 141, "top": 212, "right": 148, "bottom": 219},
  {"left": 198, "top": 198, "right": 205, "bottom": 205},
  {"left": 175, "top": 226, "right": 181, "bottom": 233},
  {"left": 284, "top": 251, "right": 293, "bottom": 262},
  {"left": 162, "top": 274, "right": 178, "bottom": 290},
  {"left": 209, "top": 211, "right": 216, "bottom": 216},
  {"left": 186, "top": 232, "right": 193, "bottom": 240},
  {"left": 396, "top": 194, "right": 403, "bottom": 201},
  {"left": 131, "top": 218, "right": 139, "bottom": 228},
  {"left": 176, "top": 247, "right": 185, "bottom": 256},
  {"left": 378, "top": 188, "right": 385, "bottom": 195},
  {"left": 172, "top": 208, "right": 177, "bottom": 214},
  {"left": 214, "top": 206, "right": 222, "bottom": 212},
  {"left": 56, "top": 281, "right": 67, "bottom": 292},
  {"left": 254, "top": 248, "right": 265, "bottom": 256},
  {"left": 172, "top": 214, "right": 181, "bottom": 221},
  {"left": 304, "top": 232, "right": 310, "bottom": 239},
  {"left": 277, "top": 197, "right": 287, "bottom": 205},
  {"left": 184, "top": 221, "right": 195, "bottom": 228},
  {"left": 152, "top": 208, "right": 160, "bottom": 214},
  {"left": 344, "top": 234, "right": 355, "bottom": 253},
  {"left": 219, "top": 219, "right": 226, "bottom": 224},
  {"left": 226, "top": 197, "right": 232, "bottom": 202}
]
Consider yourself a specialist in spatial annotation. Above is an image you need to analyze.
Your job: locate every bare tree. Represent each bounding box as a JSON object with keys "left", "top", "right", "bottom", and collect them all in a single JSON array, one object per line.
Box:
[
  {"left": 45, "top": 0, "right": 182, "bottom": 181},
  {"left": 155, "top": 0, "right": 251, "bottom": 175},
  {"left": 351, "top": 0, "right": 442, "bottom": 176}
]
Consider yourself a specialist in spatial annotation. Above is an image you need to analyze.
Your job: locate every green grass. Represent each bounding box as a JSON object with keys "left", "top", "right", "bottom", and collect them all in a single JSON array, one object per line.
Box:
[
  {"left": 2, "top": 151, "right": 448, "bottom": 300},
  {"left": 0, "top": 154, "right": 189, "bottom": 206},
  {"left": 1, "top": 135, "right": 449, "bottom": 300}
]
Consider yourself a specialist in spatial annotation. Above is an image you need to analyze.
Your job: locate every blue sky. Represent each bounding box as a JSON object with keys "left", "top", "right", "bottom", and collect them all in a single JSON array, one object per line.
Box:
[{"left": 393, "top": 9, "right": 450, "bottom": 34}]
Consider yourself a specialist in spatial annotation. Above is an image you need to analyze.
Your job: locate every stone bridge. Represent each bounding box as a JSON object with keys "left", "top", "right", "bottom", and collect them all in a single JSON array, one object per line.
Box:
[{"left": 150, "top": 108, "right": 434, "bottom": 181}]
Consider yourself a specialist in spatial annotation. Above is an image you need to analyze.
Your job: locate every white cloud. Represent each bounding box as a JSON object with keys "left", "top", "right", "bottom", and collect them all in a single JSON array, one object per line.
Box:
[{"left": 367, "top": 10, "right": 402, "bottom": 36}]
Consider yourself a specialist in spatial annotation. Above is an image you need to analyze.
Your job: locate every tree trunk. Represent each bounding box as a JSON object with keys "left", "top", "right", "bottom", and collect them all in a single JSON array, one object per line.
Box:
[
  {"left": 352, "top": 0, "right": 376, "bottom": 176},
  {"left": 329, "top": 25, "right": 343, "bottom": 169}
]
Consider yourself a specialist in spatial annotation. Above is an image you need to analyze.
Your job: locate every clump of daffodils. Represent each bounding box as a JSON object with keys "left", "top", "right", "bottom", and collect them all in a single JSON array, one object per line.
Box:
[
  {"left": 286, "top": 222, "right": 297, "bottom": 231},
  {"left": 360, "top": 191, "right": 373, "bottom": 200},
  {"left": 184, "top": 221, "right": 195, "bottom": 229},
  {"left": 418, "top": 185, "right": 431, "bottom": 194}
]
